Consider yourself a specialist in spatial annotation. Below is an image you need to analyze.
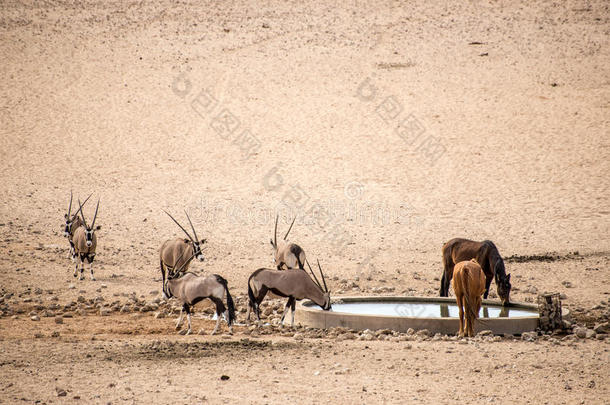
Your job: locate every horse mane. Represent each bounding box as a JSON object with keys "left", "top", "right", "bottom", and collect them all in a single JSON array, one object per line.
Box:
[{"left": 482, "top": 240, "right": 507, "bottom": 282}]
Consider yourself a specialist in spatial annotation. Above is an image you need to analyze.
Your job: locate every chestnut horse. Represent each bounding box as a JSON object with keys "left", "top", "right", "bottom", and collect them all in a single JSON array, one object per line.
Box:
[
  {"left": 440, "top": 238, "right": 511, "bottom": 306},
  {"left": 452, "top": 259, "right": 486, "bottom": 337}
]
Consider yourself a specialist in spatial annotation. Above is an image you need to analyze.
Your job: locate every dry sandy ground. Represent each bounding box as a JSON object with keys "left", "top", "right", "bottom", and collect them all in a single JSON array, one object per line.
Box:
[{"left": 1, "top": 0, "right": 609, "bottom": 403}]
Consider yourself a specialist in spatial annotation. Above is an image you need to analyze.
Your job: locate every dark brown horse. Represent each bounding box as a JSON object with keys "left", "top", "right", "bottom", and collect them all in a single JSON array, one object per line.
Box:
[{"left": 440, "top": 238, "right": 511, "bottom": 306}]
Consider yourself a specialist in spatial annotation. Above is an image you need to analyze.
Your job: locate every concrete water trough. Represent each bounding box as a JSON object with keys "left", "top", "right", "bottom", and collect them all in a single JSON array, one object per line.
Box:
[{"left": 295, "top": 296, "right": 552, "bottom": 335}]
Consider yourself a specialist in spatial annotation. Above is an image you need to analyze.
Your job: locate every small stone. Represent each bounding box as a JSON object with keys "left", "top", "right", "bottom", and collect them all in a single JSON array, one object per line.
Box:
[
  {"left": 593, "top": 322, "right": 609, "bottom": 334},
  {"left": 220, "top": 375, "right": 230, "bottom": 381},
  {"left": 54, "top": 316, "right": 63, "bottom": 324},
  {"left": 521, "top": 331, "right": 537, "bottom": 341},
  {"left": 574, "top": 327, "right": 588, "bottom": 339},
  {"left": 100, "top": 309, "right": 111, "bottom": 316},
  {"left": 51, "top": 331, "right": 60, "bottom": 338},
  {"left": 31, "top": 315, "right": 40, "bottom": 321},
  {"left": 415, "top": 329, "right": 430, "bottom": 337},
  {"left": 56, "top": 388, "right": 67, "bottom": 397},
  {"left": 478, "top": 330, "right": 493, "bottom": 337},
  {"left": 154, "top": 312, "right": 165, "bottom": 319},
  {"left": 68, "top": 284, "right": 75, "bottom": 290}
]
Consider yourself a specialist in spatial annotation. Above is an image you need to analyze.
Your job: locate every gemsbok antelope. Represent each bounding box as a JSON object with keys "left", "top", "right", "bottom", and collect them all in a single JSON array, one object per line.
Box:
[
  {"left": 159, "top": 210, "right": 207, "bottom": 289},
  {"left": 247, "top": 259, "right": 331, "bottom": 327},
  {"left": 72, "top": 198, "right": 101, "bottom": 281},
  {"left": 63, "top": 192, "right": 91, "bottom": 261},
  {"left": 162, "top": 254, "right": 235, "bottom": 335},
  {"left": 270, "top": 215, "right": 306, "bottom": 270}
]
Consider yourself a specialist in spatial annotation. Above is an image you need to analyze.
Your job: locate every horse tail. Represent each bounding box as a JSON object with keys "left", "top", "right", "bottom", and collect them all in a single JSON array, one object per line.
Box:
[
  {"left": 461, "top": 267, "right": 478, "bottom": 324},
  {"left": 215, "top": 275, "right": 235, "bottom": 325}
]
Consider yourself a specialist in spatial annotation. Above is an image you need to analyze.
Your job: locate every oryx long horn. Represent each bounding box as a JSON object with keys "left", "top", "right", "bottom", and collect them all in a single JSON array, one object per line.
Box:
[
  {"left": 78, "top": 199, "right": 88, "bottom": 228},
  {"left": 163, "top": 210, "right": 194, "bottom": 242},
  {"left": 90, "top": 199, "right": 100, "bottom": 228},
  {"left": 317, "top": 259, "right": 328, "bottom": 292},
  {"left": 184, "top": 210, "right": 200, "bottom": 242},
  {"left": 174, "top": 252, "right": 197, "bottom": 275},
  {"left": 71, "top": 193, "right": 92, "bottom": 221},
  {"left": 274, "top": 214, "right": 278, "bottom": 248},
  {"left": 283, "top": 216, "right": 296, "bottom": 240},
  {"left": 306, "top": 259, "right": 323, "bottom": 290},
  {"left": 67, "top": 190, "right": 73, "bottom": 217}
]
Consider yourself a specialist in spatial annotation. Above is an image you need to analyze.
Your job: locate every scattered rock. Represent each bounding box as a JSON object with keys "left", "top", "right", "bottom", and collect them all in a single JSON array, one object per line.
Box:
[
  {"left": 478, "top": 330, "right": 493, "bottom": 337},
  {"left": 31, "top": 315, "right": 40, "bottom": 321},
  {"left": 68, "top": 284, "right": 75, "bottom": 290},
  {"left": 521, "top": 331, "right": 537, "bottom": 341},
  {"left": 54, "top": 316, "right": 63, "bottom": 324},
  {"left": 154, "top": 312, "right": 165, "bottom": 319},
  {"left": 51, "top": 331, "right": 60, "bottom": 338},
  {"left": 593, "top": 322, "right": 609, "bottom": 334},
  {"left": 220, "top": 375, "right": 230, "bottom": 381},
  {"left": 56, "top": 388, "right": 67, "bottom": 397},
  {"left": 561, "top": 281, "right": 573, "bottom": 288}
]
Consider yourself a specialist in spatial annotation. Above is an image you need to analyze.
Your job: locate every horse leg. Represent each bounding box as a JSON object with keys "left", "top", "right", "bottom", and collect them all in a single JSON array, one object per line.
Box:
[
  {"left": 457, "top": 295, "right": 465, "bottom": 337},
  {"left": 483, "top": 275, "right": 493, "bottom": 299}
]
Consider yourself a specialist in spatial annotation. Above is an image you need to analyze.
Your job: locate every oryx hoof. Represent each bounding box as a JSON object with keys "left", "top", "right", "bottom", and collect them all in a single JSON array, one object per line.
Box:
[
  {"left": 91, "top": 277, "right": 96, "bottom": 281},
  {"left": 178, "top": 329, "right": 189, "bottom": 336},
  {"left": 175, "top": 325, "right": 182, "bottom": 331},
  {"left": 79, "top": 276, "right": 84, "bottom": 281}
]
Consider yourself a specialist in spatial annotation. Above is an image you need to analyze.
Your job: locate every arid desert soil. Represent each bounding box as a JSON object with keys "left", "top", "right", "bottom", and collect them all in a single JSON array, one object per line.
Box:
[{"left": 0, "top": 0, "right": 609, "bottom": 403}]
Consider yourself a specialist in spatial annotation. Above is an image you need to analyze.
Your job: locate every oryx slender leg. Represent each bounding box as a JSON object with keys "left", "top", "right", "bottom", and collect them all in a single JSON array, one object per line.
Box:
[
  {"left": 280, "top": 297, "right": 295, "bottom": 326},
  {"left": 290, "top": 296, "right": 296, "bottom": 327},
  {"left": 175, "top": 307, "right": 184, "bottom": 330},
  {"left": 212, "top": 314, "right": 221, "bottom": 335},
  {"left": 255, "top": 286, "right": 268, "bottom": 322},
  {"left": 79, "top": 254, "right": 85, "bottom": 280},
  {"left": 88, "top": 255, "right": 95, "bottom": 281},
  {"left": 184, "top": 305, "right": 192, "bottom": 335},
  {"left": 73, "top": 258, "right": 79, "bottom": 278}
]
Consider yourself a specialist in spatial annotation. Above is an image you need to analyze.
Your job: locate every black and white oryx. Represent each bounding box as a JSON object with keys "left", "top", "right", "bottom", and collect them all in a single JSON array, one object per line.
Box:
[
  {"left": 159, "top": 210, "right": 207, "bottom": 289},
  {"left": 270, "top": 215, "right": 306, "bottom": 270},
  {"left": 63, "top": 191, "right": 91, "bottom": 261},
  {"left": 72, "top": 198, "right": 101, "bottom": 281},
  {"left": 247, "top": 259, "right": 331, "bottom": 327},
  {"left": 162, "top": 253, "right": 235, "bottom": 335}
]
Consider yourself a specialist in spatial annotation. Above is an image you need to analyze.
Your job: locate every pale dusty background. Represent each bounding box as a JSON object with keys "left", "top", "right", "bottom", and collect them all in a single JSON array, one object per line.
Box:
[{"left": 0, "top": 0, "right": 609, "bottom": 404}]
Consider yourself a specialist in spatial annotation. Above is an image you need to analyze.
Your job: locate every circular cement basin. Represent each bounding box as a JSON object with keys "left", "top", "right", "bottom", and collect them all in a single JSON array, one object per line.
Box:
[{"left": 295, "top": 296, "right": 552, "bottom": 335}]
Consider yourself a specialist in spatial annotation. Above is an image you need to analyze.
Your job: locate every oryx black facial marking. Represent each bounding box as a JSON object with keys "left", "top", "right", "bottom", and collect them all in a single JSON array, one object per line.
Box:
[
  {"left": 63, "top": 192, "right": 91, "bottom": 260},
  {"left": 72, "top": 198, "right": 100, "bottom": 281},
  {"left": 160, "top": 210, "right": 207, "bottom": 289}
]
